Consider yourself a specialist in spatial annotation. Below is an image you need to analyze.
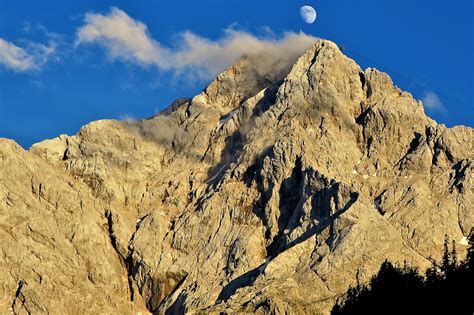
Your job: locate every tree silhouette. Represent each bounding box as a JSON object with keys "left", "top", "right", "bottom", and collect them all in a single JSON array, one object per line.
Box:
[
  {"left": 441, "top": 234, "right": 450, "bottom": 276},
  {"left": 332, "top": 234, "right": 474, "bottom": 315},
  {"left": 451, "top": 239, "right": 458, "bottom": 270}
]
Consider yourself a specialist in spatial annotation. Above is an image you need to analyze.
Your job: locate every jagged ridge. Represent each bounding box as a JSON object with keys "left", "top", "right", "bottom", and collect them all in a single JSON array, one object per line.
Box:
[{"left": 0, "top": 39, "right": 472, "bottom": 314}]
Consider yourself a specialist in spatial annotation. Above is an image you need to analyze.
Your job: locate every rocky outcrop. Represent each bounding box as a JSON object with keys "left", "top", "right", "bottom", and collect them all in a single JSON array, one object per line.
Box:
[
  {"left": 1, "top": 39, "right": 472, "bottom": 314},
  {"left": 0, "top": 139, "right": 149, "bottom": 314}
]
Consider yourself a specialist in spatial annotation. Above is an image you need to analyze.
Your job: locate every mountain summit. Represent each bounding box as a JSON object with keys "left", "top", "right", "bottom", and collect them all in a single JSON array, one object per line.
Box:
[{"left": 1, "top": 39, "right": 472, "bottom": 314}]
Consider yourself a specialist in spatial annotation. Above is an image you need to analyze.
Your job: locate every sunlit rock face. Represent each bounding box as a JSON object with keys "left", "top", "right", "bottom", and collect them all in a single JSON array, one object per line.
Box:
[{"left": 1, "top": 39, "right": 472, "bottom": 314}]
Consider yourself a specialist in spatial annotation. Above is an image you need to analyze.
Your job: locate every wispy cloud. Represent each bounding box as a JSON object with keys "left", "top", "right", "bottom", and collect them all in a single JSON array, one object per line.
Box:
[
  {"left": 0, "top": 38, "right": 37, "bottom": 71},
  {"left": 75, "top": 7, "right": 318, "bottom": 80},
  {"left": 0, "top": 37, "right": 57, "bottom": 72},
  {"left": 422, "top": 91, "right": 446, "bottom": 113}
]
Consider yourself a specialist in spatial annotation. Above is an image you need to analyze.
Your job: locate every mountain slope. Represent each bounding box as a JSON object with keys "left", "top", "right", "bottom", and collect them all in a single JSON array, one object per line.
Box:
[
  {"left": 1, "top": 39, "right": 472, "bottom": 314},
  {"left": 0, "top": 139, "right": 149, "bottom": 314}
]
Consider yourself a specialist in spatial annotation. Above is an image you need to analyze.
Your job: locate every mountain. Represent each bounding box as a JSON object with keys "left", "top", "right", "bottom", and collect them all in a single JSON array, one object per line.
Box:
[{"left": 1, "top": 40, "right": 472, "bottom": 314}]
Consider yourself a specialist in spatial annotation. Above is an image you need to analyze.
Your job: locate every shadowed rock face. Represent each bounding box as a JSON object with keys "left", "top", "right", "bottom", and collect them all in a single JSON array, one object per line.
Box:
[{"left": 1, "top": 39, "right": 472, "bottom": 314}]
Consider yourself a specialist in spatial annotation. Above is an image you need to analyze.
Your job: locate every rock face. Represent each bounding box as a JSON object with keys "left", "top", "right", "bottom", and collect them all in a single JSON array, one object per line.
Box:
[
  {"left": 1, "top": 40, "right": 473, "bottom": 314},
  {"left": 0, "top": 139, "right": 149, "bottom": 314}
]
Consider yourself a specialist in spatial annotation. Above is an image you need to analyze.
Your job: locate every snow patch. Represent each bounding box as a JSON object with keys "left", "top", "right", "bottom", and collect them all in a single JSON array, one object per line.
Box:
[
  {"left": 459, "top": 236, "right": 469, "bottom": 246},
  {"left": 219, "top": 112, "right": 235, "bottom": 124},
  {"left": 258, "top": 258, "right": 270, "bottom": 273},
  {"left": 352, "top": 169, "right": 358, "bottom": 174},
  {"left": 206, "top": 165, "right": 226, "bottom": 183},
  {"left": 363, "top": 175, "right": 369, "bottom": 179}
]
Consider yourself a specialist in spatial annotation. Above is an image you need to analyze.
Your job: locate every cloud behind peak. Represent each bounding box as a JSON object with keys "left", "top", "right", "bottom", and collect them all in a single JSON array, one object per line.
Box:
[{"left": 75, "top": 7, "right": 318, "bottom": 80}]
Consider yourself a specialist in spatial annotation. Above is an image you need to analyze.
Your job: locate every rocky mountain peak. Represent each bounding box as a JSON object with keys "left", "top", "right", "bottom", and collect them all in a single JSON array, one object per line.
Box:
[{"left": 1, "top": 39, "right": 472, "bottom": 314}]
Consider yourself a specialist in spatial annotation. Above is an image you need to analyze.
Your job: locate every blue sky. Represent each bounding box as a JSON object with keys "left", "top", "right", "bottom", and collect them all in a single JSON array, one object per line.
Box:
[{"left": 0, "top": 0, "right": 473, "bottom": 148}]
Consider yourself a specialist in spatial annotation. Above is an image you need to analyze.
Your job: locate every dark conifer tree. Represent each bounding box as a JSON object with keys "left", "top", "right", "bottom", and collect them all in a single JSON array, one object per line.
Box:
[
  {"left": 441, "top": 234, "right": 450, "bottom": 276},
  {"left": 332, "top": 235, "right": 474, "bottom": 315}
]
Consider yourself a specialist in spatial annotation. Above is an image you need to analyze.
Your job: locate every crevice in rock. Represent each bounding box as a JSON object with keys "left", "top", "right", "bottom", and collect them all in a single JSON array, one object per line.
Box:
[
  {"left": 266, "top": 156, "right": 304, "bottom": 256},
  {"left": 141, "top": 271, "right": 189, "bottom": 313},
  {"left": 125, "top": 211, "right": 189, "bottom": 314},
  {"left": 355, "top": 105, "right": 372, "bottom": 126},
  {"left": 450, "top": 159, "right": 470, "bottom": 193},
  {"left": 204, "top": 87, "right": 278, "bottom": 185},
  {"left": 11, "top": 280, "right": 30, "bottom": 315},
  {"left": 216, "top": 262, "right": 264, "bottom": 303},
  {"left": 355, "top": 105, "right": 374, "bottom": 156},
  {"left": 252, "top": 299, "right": 272, "bottom": 313},
  {"left": 307, "top": 44, "right": 322, "bottom": 76},
  {"left": 157, "top": 273, "right": 189, "bottom": 313},
  {"left": 366, "top": 136, "right": 374, "bottom": 157},
  {"left": 434, "top": 140, "right": 455, "bottom": 165},
  {"left": 165, "top": 290, "right": 188, "bottom": 315},
  {"left": 105, "top": 210, "right": 121, "bottom": 258},
  {"left": 374, "top": 191, "right": 386, "bottom": 216},
  {"left": 184, "top": 103, "right": 192, "bottom": 120},
  {"left": 62, "top": 148, "right": 69, "bottom": 161},
  {"left": 365, "top": 79, "right": 373, "bottom": 99},
  {"left": 241, "top": 146, "right": 274, "bottom": 236},
  {"left": 359, "top": 71, "right": 366, "bottom": 91},
  {"left": 104, "top": 209, "right": 136, "bottom": 303},
  {"left": 321, "top": 190, "right": 359, "bottom": 248},
  {"left": 407, "top": 132, "right": 422, "bottom": 154},
  {"left": 395, "top": 132, "right": 423, "bottom": 169},
  {"left": 318, "top": 116, "right": 328, "bottom": 137},
  {"left": 278, "top": 157, "right": 304, "bottom": 229}
]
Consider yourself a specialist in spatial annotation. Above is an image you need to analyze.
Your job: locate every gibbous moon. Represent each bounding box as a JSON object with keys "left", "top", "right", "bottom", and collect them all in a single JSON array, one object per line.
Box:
[{"left": 300, "top": 5, "right": 317, "bottom": 24}]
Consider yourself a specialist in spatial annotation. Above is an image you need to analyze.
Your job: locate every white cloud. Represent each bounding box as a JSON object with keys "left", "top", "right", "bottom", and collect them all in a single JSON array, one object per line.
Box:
[
  {"left": 75, "top": 7, "right": 162, "bottom": 66},
  {"left": 75, "top": 7, "right": 318, "bottom": 80},
  {"left": 422, "top": 91, "right": 446, "bottom": 112},
  {"left": 0, "top": 38, "right": 36, "bottom": 71},
  {"left": 0, "top": 37, "right": 56, "bottom": 72}
]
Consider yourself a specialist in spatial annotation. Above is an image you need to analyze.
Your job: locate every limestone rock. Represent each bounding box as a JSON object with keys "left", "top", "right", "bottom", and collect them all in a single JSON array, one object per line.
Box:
[
  {"left": 0, "top": 139, "right": 149, "bottom": 314},
  {"left": 1, "top": 39, "right": 472, "bottom": 314}
]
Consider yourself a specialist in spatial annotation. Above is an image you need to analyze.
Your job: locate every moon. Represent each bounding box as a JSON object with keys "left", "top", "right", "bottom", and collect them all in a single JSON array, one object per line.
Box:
[{"left": 300, "top": 5, "right": 317, "bottom": 24}]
